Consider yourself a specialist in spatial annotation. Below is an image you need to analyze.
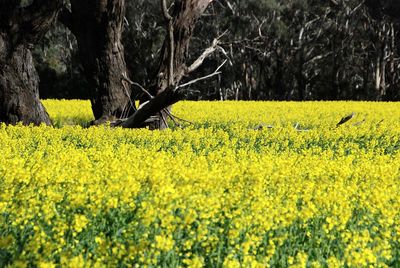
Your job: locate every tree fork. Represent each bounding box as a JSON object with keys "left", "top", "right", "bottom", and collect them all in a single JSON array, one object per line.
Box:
[{"left": 123, "top": 0, "right": 215, "bottom": 129}]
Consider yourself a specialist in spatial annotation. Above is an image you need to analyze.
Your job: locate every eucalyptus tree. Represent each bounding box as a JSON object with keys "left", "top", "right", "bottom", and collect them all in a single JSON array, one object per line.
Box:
[
  {"left": 119, "top": 0, "right": 217, "bottom": 129},
  {"left": 59, "top": 0, "right": 133, "bottom": 124},
  {"left": 0, "top": 0, "right": 63, "bottom": 125}
]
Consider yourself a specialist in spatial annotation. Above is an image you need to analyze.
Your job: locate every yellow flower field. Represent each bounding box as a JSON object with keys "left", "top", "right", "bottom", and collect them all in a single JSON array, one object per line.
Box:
[{"left": 1, "top": 100, "right": 400, "bottom": 267}]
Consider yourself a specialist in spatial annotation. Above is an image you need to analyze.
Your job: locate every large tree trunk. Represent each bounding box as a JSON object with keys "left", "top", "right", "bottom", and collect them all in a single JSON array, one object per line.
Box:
[
  {"left": 60, "top": 0, "right": 132, "bottom": 123},
  {"left": 0, "top": 40, "right": 51, "bottom": 125},
  {"left": 0, "top": 0, "right": 62, "bottom": 125},
  {"left": 126, "top": 0, "right": 214, "bottom": 129}
]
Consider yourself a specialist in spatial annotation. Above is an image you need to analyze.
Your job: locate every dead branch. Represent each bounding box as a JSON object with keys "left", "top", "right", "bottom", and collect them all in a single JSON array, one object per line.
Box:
[
  {"left": 187, "top": 39, "right": 219, "bottom": 73},
  {"left": 120, "top": 73, "right": 137, "bottom": 119},
  {"left": 118, "top": 0, "right": 216, "bottom": 129},
  {"left": 187, "top": 30, "right": 227, "bottom": 73},
  {"left": 120, "top": 61, "right": 224, "bottom": 129},
  {"left": 177, "top": 60, "right": 226, "bottom": 90},
  {"left": 164, "top": 109, "right": 181, "bottom": 127},
  {"left": 336, "top": 112, "right": 355, "bottom": 127},
  {"left": 167, "top": 112, "right": 194, "bottom": 125},
  {"left": 253, "top": 124, "right": 274, "bottom": 130},
  {"left": 122, "top": 75, "right": 154, "bottom": 99}
]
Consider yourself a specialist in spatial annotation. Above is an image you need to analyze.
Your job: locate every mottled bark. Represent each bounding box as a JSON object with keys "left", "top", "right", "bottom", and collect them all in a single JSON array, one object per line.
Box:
[
  {"left": 61, "top": 0, "right": 131, "bottom": 122},
  {"left": 0, "top": 0, "right": 62, "bottom": 125}
]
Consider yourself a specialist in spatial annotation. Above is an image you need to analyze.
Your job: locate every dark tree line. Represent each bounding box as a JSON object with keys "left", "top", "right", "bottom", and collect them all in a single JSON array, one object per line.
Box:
[
  {"left": 1, "top": 0, "right": 400, "bottom": 128},
  {"left": 193, "top": 0, "right": 400, "bottom": 101},
  {"left": 35, "top": 0, "right": 400, "bottom": 104}
]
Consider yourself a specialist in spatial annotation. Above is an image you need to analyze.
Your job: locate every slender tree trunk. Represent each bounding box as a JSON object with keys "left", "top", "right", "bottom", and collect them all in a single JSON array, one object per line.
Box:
[
  {"left": 275, "top": 52, "right": 285, "bottom": 100},
  {"left": 296, "top": 57, "right": 306, "bottom": 101},
  {"left": 60, "top": 0, "right": 132, "bottom": 123},
  {"left": 0, "top": 0, "right": 62, "bottom": 125}
]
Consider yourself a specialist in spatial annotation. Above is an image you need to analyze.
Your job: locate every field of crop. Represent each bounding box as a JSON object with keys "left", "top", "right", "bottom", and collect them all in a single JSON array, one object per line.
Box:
[{"left": 1, "top": 100, "right": 400, "bottom": 267}]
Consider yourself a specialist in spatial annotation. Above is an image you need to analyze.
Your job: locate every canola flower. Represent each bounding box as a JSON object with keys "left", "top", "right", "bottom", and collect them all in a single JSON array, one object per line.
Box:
[{"left": 0, "top": 100, "right": 400, "bottom": 267}]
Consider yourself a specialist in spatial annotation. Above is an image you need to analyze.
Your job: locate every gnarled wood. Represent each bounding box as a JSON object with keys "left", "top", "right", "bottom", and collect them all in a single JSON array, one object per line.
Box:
[
  {"left": 127, "top": 0, "right": 214, "bottom": 129},
  {"left": 0, "top": 0, "right": 62, "bottom": 125},
  {"left": 61, "top": 0, "right": 132, "bottom": 122}
]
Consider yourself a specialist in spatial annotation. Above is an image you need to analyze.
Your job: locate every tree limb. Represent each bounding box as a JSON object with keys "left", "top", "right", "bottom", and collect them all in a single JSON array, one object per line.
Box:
[
  {"left": 187, "top": 38, "right": 219, "bottom": 73},
  {"left": 161, "top": 0, "right": 175, "bottom": 86},
  {"left": 121, "top": 86, "right": 184, "bottom": 128},
  {"left": 121, "top": 61, "right": 225, "bottom": 128},
  {"left": 178, "top": 60, "right": 226, "bottom": 90}
]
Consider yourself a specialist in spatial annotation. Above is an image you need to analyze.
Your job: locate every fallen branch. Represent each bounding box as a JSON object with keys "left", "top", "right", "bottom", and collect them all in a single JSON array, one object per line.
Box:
[
  {"left": 166, "top": 110, "right": 194, "bottom": 125},
  {"left": 120, "top": 62, "right": 225, "bottom": 128},
  {"left": 120, "top": 73, "right": 137, "bottom": 119},
  {"left": 176, "top": 60, "right": 226, "bottom": 90},
  {"left": 336, "top": 112, "right": 355, "bottom": 127},
  {"left": 117, "top": 0, "right": 219, "bottom": 129},
  {"left": 253, "top": 124, "right": 274, "bottom": 130},
  {"left": 353, "top": 118, "right": 366, "bottom": 126}
]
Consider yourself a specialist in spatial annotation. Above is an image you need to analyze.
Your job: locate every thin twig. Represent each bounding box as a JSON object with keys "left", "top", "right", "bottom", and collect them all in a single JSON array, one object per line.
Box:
[
  {"left": 164, "top": 109, "right": 194, "bottom": 125},
  {"left": 120, "top": 73, "right": 137, "bottom": 118},
  {"left": 164, "top": 109, "right": 181, "bottom": 127},
  {"left": 122, "top": 75, "right": 154, "bottom": 99},
  {"left": 132, "top": 82, "right": 154, "bottom": 99}
]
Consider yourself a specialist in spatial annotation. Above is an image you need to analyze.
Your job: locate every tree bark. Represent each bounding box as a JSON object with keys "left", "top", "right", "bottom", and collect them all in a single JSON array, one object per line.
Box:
[
  {"left": 129, "top": 0, "right": 214, "bottom": 129},
  {"left": 154, "top": 0, "right": 213, "bottom": 93},
  {"left": 61, "top": 0, "right": 132, "bottom": 123},
  {"left": 0, "top": 0, "right": 62, "bottom": 125}
]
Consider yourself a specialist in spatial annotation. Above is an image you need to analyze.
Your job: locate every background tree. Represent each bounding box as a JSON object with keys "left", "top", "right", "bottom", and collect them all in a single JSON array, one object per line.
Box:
[{"left": 59, "top": 0, "right": 133, "bottom": 124}]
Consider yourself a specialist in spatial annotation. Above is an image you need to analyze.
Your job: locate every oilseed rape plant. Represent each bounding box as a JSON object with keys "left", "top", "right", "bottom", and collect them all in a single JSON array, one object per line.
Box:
[{"left": 1, "top": 100, "right": 400, "bottom": 267}]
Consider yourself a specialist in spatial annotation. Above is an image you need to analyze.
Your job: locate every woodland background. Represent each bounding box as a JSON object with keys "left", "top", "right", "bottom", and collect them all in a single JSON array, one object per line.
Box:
[{"left": 35, "top": 0, "right": 400, "bottom": 102}]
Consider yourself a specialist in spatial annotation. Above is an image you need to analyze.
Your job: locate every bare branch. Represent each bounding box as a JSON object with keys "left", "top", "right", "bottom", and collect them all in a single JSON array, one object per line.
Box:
[
  {"left": 165, "top": 110, "right": 194, "bottom": 125},
  {"left": 122, "top": 75, "right": 154, "bottom": 99},
  {"left": 188, "top": 39, "right": 219, "bottom": 73},
  {"left": 187, "top": 30, "right": 227, "bottom": 73},
  {"left": 167, "top": 22, "right": 175, "bottom": 86},
  {"left": 161, "top": 0, "right": 173, "bottom": 21},
  {"left": 258, "top": 19, "right": 267, "bottom": 38},
  {"left": 177, "top": 60, "right": 226, "bottom": 90},
  {"left": 121, "top": 73, "right": 137, "bottom": 107},
  {"left": 336, "top": 112, "right": 355, "bottom": 127},
  {"left": 119, "top": 59, "right": 224, "bottom": 129}
]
